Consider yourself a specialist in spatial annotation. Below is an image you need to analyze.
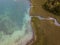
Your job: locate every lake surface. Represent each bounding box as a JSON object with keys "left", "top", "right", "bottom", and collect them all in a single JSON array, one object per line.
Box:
[{"left": 0, "top": 0, "right": 33, "bottom": 45}]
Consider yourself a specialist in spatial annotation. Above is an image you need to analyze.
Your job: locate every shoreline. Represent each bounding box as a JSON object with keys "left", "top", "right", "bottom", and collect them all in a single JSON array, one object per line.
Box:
[{"left": 26, "top": 0, "right": 36, "bottom": 45}]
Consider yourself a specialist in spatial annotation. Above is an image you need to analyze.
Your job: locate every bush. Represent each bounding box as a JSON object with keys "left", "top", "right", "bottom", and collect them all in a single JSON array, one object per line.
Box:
[{"left": 42, "top": 0, "right": 60, "bottom": 15}]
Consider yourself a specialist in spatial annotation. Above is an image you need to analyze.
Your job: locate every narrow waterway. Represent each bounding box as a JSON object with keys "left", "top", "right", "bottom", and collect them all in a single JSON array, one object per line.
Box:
[{"left": 31, "top": 16, "right": 60, "bottom": 26}]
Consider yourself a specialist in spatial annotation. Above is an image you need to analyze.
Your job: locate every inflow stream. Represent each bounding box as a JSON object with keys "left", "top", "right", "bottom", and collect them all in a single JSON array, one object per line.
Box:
[{"left": 31, "top": 16, "right": 60, "bottom": 26}]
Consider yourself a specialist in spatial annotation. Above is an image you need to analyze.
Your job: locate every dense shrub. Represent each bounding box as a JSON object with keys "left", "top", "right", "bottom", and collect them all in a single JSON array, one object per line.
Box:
[{"left": 43, "top": 0, "right": 60, "bottom": 15}]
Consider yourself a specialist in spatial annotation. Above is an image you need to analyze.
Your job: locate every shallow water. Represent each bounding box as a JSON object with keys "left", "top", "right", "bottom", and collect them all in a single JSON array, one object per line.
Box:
[{"left": 0, "top": 0, "right": 33, "bottom": 45}]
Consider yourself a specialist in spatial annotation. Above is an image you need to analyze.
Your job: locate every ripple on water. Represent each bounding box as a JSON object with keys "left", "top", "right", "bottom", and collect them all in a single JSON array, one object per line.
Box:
[{"left": 0, "top": 0, "right": 33, "bottom": 45}]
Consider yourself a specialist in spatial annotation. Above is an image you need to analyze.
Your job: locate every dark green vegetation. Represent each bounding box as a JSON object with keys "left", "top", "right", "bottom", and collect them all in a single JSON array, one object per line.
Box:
[{"left": 43, "top": 0, "right": 60, "bottom": 15}]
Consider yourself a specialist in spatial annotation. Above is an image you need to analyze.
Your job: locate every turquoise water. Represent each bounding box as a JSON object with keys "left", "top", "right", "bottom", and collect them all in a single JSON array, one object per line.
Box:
[
  {"left": 0, "top": 0, "right": 30, "bottom": 34},
  {"left": 0, "top": 0, "right": 33, "bottom": 45}
]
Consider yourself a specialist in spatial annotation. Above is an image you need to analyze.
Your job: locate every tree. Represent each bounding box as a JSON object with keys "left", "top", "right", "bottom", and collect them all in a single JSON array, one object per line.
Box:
[{"left": 43, "top": 0, "right": 60, "bottom": 15}]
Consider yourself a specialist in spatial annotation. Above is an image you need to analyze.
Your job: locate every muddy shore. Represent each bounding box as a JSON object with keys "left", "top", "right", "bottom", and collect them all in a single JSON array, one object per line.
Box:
[{"left": 29, "top": 0, "right": 60, "bottom": 45}]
